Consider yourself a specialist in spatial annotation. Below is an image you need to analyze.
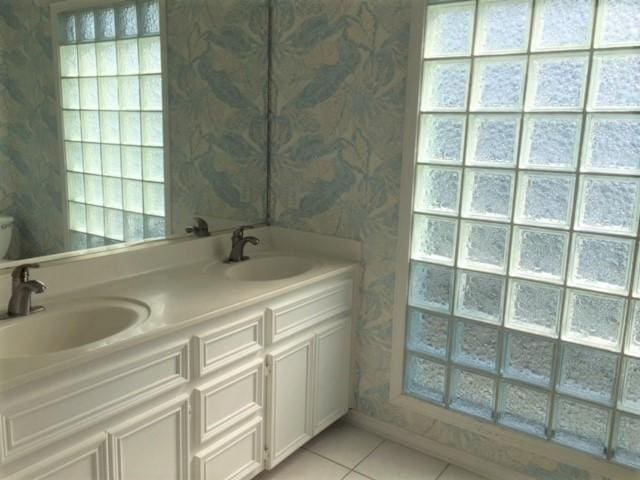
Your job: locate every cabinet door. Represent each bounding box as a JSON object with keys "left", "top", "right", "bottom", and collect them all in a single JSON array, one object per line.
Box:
[
  {"left": 313, "top": 318, "right": 351, "bottom": 434},
  {"left": 265, "top": 334, "right": 314, "bottom": 469},
  {"left": 108, "top": 396, "right": 189, "bottom": 480}
]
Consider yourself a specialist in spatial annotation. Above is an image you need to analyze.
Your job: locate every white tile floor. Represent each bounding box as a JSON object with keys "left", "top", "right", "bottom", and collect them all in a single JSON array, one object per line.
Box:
[{"left": 255, "top": 421, "right": 489, "bottom": 480}]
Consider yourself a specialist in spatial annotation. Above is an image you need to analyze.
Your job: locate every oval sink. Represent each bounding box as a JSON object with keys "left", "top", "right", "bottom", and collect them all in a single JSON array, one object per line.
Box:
[
  {"left": 0, "top": 298, "right": 150, "bottom": 359},
  {"left": 225, "top": 256, "right": 318, "bottom": 282}
]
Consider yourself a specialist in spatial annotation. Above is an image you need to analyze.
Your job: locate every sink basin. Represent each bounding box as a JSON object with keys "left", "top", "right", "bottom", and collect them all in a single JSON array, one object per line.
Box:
[
  {"left": 0, "top": 297, "right": 150, "bottom": 359},
  {"left": 225, "top": 256, "right": 318, "bottom": 281}
]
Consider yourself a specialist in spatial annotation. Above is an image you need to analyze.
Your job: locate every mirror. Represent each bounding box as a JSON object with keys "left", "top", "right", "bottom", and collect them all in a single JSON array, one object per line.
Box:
[{"left": 0, "top": 0, "right": 269, "bottom": 263}]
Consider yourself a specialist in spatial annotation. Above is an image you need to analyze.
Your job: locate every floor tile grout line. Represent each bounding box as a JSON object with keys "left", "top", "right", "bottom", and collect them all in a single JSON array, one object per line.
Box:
[
  {"left": 350, "top": 438, "right": 387, "bottom": 475},
  {"left": 303, "top": 448, "right": 361, "bottom": 471},
  {"left": 434, "top": 463, "right": 453, "bottom": 480}
]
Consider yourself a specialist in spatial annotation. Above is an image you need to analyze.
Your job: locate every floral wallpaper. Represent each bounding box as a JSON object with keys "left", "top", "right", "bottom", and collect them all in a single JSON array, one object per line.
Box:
[
  {"left": 270, "top": 1, "right": 610, "bottom": 479},
  {"left": 0, "top": 0, "right": 268, "bottom": 259}
]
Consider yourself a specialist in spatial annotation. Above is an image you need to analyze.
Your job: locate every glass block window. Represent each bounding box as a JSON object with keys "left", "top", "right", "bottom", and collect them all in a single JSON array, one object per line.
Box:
[
  {"left": 403, "top": 0, "right": 640, "bottom": 467},
  {"left": 56, "top": 1, "right": 166, "bottom": 250}
]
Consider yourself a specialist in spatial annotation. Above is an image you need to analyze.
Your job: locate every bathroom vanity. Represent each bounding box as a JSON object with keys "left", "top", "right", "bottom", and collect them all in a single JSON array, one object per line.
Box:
[{"left": 0, "top": 227, "right": 360, "bottom": 480}]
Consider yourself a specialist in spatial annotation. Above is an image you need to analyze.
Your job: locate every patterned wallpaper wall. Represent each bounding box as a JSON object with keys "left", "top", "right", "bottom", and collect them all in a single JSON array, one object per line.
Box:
[
  {"left": 270, "top": 1, "right": 608, "bottom": 479},
  {"left": 0, "top": 0, "right": 268, "bottom": 258}
]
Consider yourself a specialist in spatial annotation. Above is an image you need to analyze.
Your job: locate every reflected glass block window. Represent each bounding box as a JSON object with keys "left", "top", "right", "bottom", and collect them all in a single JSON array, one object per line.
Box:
[
  {"left": 404, "top": 0, "right": 640, "bottom": 467},
  {"left": 57, "top": 1, "right": 165, "bottom": 248}
]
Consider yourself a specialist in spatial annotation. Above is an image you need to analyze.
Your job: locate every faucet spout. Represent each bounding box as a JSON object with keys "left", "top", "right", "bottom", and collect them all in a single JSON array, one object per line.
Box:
[{"left": 225, "top": 226, "right": 260, "bottom": 263}]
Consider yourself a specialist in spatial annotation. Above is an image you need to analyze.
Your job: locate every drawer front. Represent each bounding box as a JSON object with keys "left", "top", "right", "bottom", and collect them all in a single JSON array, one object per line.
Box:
[
  {"left": 195, "top": 360, "right": 263, "bottom": 444},
  {"left": 266, "top": 279, "right": 352, "bottom": 344},
  {"left": 1, "top": 342, "right": 189, "bottom": 462},
  {"left": 195, "top": 315, "right": 264, "bottom": 377},
  {"left": 194, "top": 418, "right": 263, "bottom": 480}
]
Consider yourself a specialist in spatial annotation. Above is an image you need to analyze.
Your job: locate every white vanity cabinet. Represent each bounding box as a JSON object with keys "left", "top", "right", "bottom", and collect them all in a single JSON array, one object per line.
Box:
[{"left": 0, "top": 273, "right": 355, "bottom": 480}]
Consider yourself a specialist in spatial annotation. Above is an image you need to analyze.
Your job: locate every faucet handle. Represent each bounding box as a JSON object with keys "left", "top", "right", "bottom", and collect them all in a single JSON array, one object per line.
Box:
[
  {"left": 231, "top": 225, "right": 254, "bottom": 238},
  {"left": 11, "top": 263, "right": 40, "bottom": 281},
  {"left": 185, "top": 217, "right": 210, "bottom": 237}
]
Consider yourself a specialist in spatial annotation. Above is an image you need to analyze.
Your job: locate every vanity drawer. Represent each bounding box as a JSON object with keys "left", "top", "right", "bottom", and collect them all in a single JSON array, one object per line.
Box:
[
  {"left": 193, "top": 417, "right": 263, "bottom": 480},
  {"left": 195, "top": 360, "right": 263, "bottom": 444},
  {"left": 266, "top": 278, "right": 352, "bottom": 344},
  {"left": 194, "top": 314, "right": 264, "bottom": 377}
]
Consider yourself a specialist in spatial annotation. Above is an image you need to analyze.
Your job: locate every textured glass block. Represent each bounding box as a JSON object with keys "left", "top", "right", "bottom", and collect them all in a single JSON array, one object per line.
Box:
[
  {"left": 558, "top": 344, "right": 618, "bottom": 405},
  {"left": 142, "top": 147, "right": 164, "bottom": 181},
  {"left": 81, "top": 111, "right": 100, "bottom": 142},
  {"left": 406, "top": 308, "right": 449, "bottom": 359},
  {"left": 411, "top": 214, "right": 457, "bottom": 265},
  {"left": 120, "top": 112, "right": 141, "bottom": 145},
  {"left": 621, "top": 358, "right": 640, "bottom": 414},
  {"left": 613, "top": 413, "right": 640, "bottom": 468},
  {"left": 589, "top": 52, "right": 640, "bottom": 111},
  {"left": 143, "top": 182, "right": 164, "bottom": 216},
  {"left": 582, "top": 115, "right": 640, "bottom": 174},
  {"left": 553, "top": 396, "right": 611, "bottom": 455},
  {"left": 123, "top": 179, "right": 143, "bottom": 213},
  {"left": 69, "top": 202, "right": 87, "bottom": 232},
  {"left": 458, "top": 221, "right": 509, "bottom": 274},
  {"left": 99, "top": 111, "right": 120, "bottom": 144},
  {"left": 139, "top": 37, "right": 162, "bottom": 74},
  {"left": 82, "top": 143, "right": 101, "bottom": 175},
  {"left": 466, "top": 115, "right": 520, "bottom": 167},
  {"left": 506, "top": 279, "right": 562, "bottom": 337},
  {"left": 60, "top": 46, "right": 78, "bottom": 77},
  {"left": 596, "top": 0, "right": 640, "bottom": 47},
  {"left": 526, "top": 54, "right": 589, "bottom": 111},
  {"left": 475, "top": 0, "right": 531, "bottom": 54},
  {"left": 124, "top": 212, "right": 144, "bottom": 241},
  {"left": 452, "top": 320, "right": 499, "bottom": 372},
  {"left": 140, "top": 75, "right": 162, "bottom": 111},
  {"left": 84, "top": 174, "right": 104, "bottom": 206},
  {"left": 450, "top": 369, "right": 496, "bottom": 419},
  {"left": 77, "top": 11, "right": 95, "bottom": 42},
  {"left": 424, "top": 2, "right": 475, "bottom": 58},
  {"left": 504, "top": 332, "right": 554, "bottom": 387},
  {"left": 105, "top": 208, "right": 124, "bottom": 241},
  {"left": 498, "top": 383, "right": 549, "bottom": 437},
  {"left": 417, "top": 114, "right": 465, "bottom": 165},
  {"left": 70, "top": 232, "right": 88, "bottom": 251},
  {"left": 144, "top": 215, "right": 165, "bottom": 238},
  {"left": 414, "top": 166, "right": 461, "bottom": 215},
  {"left": 141, "top": 112, "right": 163, "bottom": 146},
  {"left": 563, "top": 289, "right": 626, "bottom": 351},
  {"left": 569, "top": 234, "right": 633, "bottom": 294},
  {"left": 531, "top": 0, "right": 594, "bottom": 51},
  {"left": 58, "top": 14, "right": 76, "bottom": 44},
  {"left": 96, "top": 8, "right": 116, "bottom": 40},
  {"left": 461, "top": 169, "right": 514, "bottom": 221},
  {"left": 628, "top": 301, "right": 640, "bottom": 357},
  {"left": 421, "top": 60, "right": 470, "bottom": 111},
  {"left": 507, "top": 234, "right": 557, "bottom": 288},
  {"left": 77, "top": 44, "right": 97, "bottom": 77},
  {"left": 63, "top": 111, "right": 81, "bottom": 141},
  {"left": 118, "top": 76, "right": 140, "bottom": 110},
  {"left": 117, "top": 3, "right": 138, "bottom": 38},
  {"left": 117, "top": 40, "right": 139, "bottom": 75},
  {"left": 455, "top": 270, "right": 505, "bottom": 324},
  {"left": 103, "top": 177, "right": 123, "bottom": 209},
  {"left": 86, "top": 205, "right": 105, "bottom": 237},
  {"left": 98, "top": 77, "right": 119, "bottom": 110},
  {"left": 96, "top": 42, "right": 117, "bottom": 76},
  {"left": 67, "top": 172, "right": 85, "bottom": 203},
  {"left": 405, "top": 354, "right": 447, "bottom": 404},
  {"left": 139, "top": 1, "right": 161, "bottom": 35},
  {"left": 520, "top": 115, "right": 581, "bottom": 171},
  {"left": 515, "top": 173, "right": 574, "bottom": 228},
  {"left": 61, "top": 79, "right": 80, "bottom": 109},
  {"left": 471, "top": 57, "right": 527, "bottom": 111},
  {"left": 87, "top": 235, "right": 106, "bottom": 249},
  {"left": 122, "top": 146, "right": 142, "bottom": 179},
  {"left": 576, "top": 176, "right": 640, "bottom": 235},
  {"left": 101, "top": 145, "right": 121, "bottom": 176},
  {"left": 65, "top": 142, "right": 83, "bottom": 172},
  {"left": 79, "top": 78, "right": 98, "bottom": 110},
  {"left": 409, "top": 262, "right": 453, "bottom": 314}
]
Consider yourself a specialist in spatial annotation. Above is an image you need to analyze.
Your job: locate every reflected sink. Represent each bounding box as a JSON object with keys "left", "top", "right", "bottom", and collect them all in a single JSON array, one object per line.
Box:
[
  {"left": 225, "top": 256, "right": 318, "bottom": 282},
  {"left": 0, "top": 297, "right": 150, "bottom": 359}
]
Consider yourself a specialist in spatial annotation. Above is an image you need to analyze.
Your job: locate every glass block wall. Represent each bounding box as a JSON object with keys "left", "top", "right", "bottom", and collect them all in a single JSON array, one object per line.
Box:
[
  {"left": 57, "top": 1, "right": 166, "bottom": 250},
  {"left": 403, "top": 0, "right": 640, "bottom": 467}
]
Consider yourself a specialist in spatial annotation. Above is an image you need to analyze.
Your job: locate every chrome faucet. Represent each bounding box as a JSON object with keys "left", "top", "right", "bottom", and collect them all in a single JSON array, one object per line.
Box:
[
  {"left": 7, "top": 264, "right": 46, "bottom": 317},
  {"left": 225, "top": 226, "right": 259, "bottom": 263},
  {"left": 185, "top": 217, "right": 210, "bottom": 237}
]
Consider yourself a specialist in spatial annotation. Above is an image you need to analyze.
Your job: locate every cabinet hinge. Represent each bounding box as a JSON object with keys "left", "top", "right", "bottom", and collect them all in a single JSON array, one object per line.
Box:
[{"left": 263, "top": 447, "right": 270, "bottom": 461}]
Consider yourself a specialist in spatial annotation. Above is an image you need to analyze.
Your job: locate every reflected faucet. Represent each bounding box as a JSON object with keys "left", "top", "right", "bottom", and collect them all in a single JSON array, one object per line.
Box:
[
  {"left": 185, "top": 217, "right": 210, "bottom": 237},
  {"left": 225, "top": 226, "right": 260, "bottom": 263},
  {"left": 7, "top": 264, "right": 46, "bottom": 317}
]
